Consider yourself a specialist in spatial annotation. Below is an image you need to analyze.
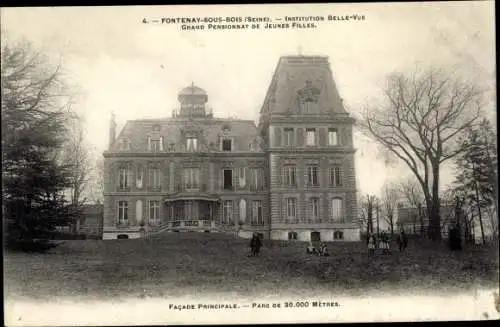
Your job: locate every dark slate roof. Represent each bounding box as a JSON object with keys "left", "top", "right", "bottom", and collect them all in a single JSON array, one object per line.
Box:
[
  {"left": 179, "top": 85, "right": 207, "bottom": 96},
  {"left": 260, "top": 55, "right": 347, "bottom": 115},
  {"left": 112, "top": 117, "right": 261, "bottom": 153}
]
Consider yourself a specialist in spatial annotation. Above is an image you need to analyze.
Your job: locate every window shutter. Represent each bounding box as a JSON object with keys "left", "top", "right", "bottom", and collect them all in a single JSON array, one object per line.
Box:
[
  {"left": 147, "top": 136, "right": 152, "bottom": 151},
  {"left": 159, "top": 136, "right": 164, "bottom": 151}
]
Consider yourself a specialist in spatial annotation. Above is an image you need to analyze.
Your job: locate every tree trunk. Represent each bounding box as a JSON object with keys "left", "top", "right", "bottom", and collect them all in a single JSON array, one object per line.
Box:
[
  {"left": 389, "top": 214, "right": 394, "bottom": 236},
  {"left": 418, "top": 202, "right": 424, "bottom": 237},
  {"left": 367, "top": 200, "right": 373, "bottom": 234},
  {"left": 428, "top": 166, "right": 442, "bottom": 241},
  {"left": 376, "top": 202, "right": 380, "bottom": 235},
  {"left": 474, "top": 180, "right": 486, "bottom": 244}
]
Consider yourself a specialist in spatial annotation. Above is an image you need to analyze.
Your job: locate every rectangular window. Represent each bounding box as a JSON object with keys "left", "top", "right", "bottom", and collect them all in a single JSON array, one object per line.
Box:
[
  {"left": 307, "top": 166, "right": 319, "bottom": 186},
  {"left": 310, "top": 198, "right": 320, "bottom": 220},
  {"left": 306, "top": 128, "right": 316, "bottom": 146},
  {"left": 331, "top": 198, "right": 343, "bottom": 222},
  {"left": 238, "top": 167, "right": 246, "bottom": 188},
  {"left": 223, "top": 200, "right": 233, "bottom": 224},
  {"left": 149, "top": 166, "right": 161, "bottom": 189},
  {"left": 328, "top": 128, "right": 338, "bottom": 146},
  {"left": 223, "top": 169, "right": 233, "bottom": 190},
  {"left": 286, "top": 198, "right": 296, "bottom": 220},
  {"left": 184, "top": 168, "right": 200, "bottom": 190},
  {"left": 187, "top": 137, "right": 198, "bottom": 151},
  {"left": 136, "top": 165, "right": 144, "bottom": 188},
  {"left": 334, "top": 230, "right": 344, "bottom": 240},
  {"left": 329, "top": 166, "right": 343, "bottom": 187},
  {"left": 283, "top": 128, "right": 294, "bottom": 146},
  {"left": 149, "top": 200, "right": 160, "bottom": 221},
  {"left": 252, "top": 200, "right": 263, "bottom": 225},
  {"left": 118, "top": 201, "right": 128, "bottom": 224},
  {"left": 250, "top": 168, "right": 264, "bottom": 190},
  {"left": 222, "top": 139, "right": 232, "bottom": 151},
  {"left": 151, "top": 139, "right": 160, "bottom": 152},
  {"left": 118, "top": 166, "right": 130, "bottom": 189},
  {"left": 283, "top": 166, "right": 297, "bottom": 187}
]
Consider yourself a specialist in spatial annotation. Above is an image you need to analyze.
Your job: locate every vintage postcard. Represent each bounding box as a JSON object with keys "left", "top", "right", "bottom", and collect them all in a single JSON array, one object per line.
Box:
[{"left": 2, "top": 2, "right": 498, "bottom": 325}]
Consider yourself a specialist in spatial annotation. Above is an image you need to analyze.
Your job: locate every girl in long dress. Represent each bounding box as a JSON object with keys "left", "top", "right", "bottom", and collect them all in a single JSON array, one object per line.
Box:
[{"left": 368, "top": 234, "right": 376, "bottom": 257}]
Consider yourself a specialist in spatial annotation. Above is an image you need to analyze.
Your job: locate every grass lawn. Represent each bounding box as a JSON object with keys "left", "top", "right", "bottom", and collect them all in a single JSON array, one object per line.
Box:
[{"left": 4, "top": 232, "right": 499, "bottom": 302}]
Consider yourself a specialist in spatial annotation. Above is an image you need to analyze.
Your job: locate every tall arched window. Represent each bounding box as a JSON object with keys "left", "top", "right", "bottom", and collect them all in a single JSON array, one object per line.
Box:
[
  {"left": 239, "top": 199, "right": 247, "bottom": 224},
  {"left": 136, "top": 200, "right": 143, "bottom": 224}
]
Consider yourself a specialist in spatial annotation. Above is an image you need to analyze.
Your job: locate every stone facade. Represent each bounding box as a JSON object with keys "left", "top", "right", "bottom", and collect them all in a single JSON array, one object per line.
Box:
[{"left": 103, "top": 56, "right": 360, "bottom": 242}]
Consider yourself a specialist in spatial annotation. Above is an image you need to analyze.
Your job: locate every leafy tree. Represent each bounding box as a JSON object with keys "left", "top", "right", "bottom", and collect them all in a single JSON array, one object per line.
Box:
[
  {"left": 360, "top": 67, "right": 485, "bottom": 241},
  {"left": 454, "top": 118, "right": 498, "bottom": 243},
  {"left": 2, "top": 39, "right": 75, "bottom": 250}
]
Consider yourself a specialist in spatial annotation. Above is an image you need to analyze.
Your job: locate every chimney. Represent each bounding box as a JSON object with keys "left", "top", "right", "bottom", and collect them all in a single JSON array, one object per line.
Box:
[{"left": 109, "top": 112, "right": 116, "bottom": 149}]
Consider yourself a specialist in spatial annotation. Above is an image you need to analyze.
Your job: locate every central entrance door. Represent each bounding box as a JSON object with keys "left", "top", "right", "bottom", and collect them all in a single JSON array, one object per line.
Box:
[
  {"left": 185, "top": 200, "right": 199, "bottom": 220},
  {"left": 311, "top": 231, "right": 321, "bottom": 242}
]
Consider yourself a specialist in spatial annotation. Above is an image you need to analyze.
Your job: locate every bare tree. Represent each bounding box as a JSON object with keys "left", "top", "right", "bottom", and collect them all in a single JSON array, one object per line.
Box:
[
  {"left": 359, "top": 194, "right": 377, "bottom": 237},
  {"left": 382, "top": 183, "right": 399, "bottom": 236},
  {"left": 86, "top": 155, "right": 104, "bottom": 204},
  {"left": 399, "top": 177, "right": 426, "bottom": 235},
  {"left": 59, "top": 118, "right": 93, "bottom": 233},
  {"left": 361, "top": 67, "right": 485, "bottom": 240},
  {"left": 62, "top": 118, "right": 92, "bottom": 207}
]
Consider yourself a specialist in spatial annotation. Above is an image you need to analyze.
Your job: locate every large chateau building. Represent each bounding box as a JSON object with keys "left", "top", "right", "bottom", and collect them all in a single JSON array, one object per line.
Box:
[{"left": 102, "top": 55, "right": 359, "bottom": 241}]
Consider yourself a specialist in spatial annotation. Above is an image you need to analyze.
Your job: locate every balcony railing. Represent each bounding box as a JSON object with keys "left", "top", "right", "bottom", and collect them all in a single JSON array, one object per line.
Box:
[
  {"left": 173, "top": 183, "right": 208, "bottom": 193},
  {"left": 278, "top": 218, "right": 344, "bottom": 224},
  {"left": 248, "top": 184, "right": 266, "bottom": 192},
  {"left": 169, "top": 220, "right": 216, "bottom": 229},
  {"left": 116, "top": 220, "right": 130, "bottom": 228}
]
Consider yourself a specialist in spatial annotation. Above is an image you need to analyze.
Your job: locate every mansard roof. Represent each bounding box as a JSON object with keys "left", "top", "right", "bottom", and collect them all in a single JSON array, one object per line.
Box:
[
  {"left": 111, "top": 117, "right": 260, "bottom": 152},
  {"left": 260, "top": 55, "right": 347, "bottom": 116}
]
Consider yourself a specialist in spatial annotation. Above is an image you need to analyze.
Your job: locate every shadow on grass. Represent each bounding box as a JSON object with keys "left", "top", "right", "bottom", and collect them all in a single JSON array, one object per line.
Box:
[{"left": 5, "top": 239, "right": 61, "bottom": 253}]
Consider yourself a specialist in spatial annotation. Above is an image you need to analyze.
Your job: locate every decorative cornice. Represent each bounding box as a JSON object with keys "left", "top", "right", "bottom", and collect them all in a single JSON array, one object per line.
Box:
[{"left": 103, "top": 151, "right": 266, "bottom": 158}]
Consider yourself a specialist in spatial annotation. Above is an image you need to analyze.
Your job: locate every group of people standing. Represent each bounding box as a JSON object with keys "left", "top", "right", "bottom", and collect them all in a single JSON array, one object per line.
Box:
[
  {"left": 368, "top": 228, "right": 408, "bottom": 256},
  {"left": 248, "top": 229, "right": 409, "bottom": 258},
  {"left": 306, "top": 241, "right": 330, "bottom": 256}
]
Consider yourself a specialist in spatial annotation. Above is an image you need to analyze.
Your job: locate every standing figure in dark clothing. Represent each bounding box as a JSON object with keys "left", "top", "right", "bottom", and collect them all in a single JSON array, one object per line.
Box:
[
  {"left": 397, "top": 228, "right": 408, "bottom": 252},
  {"left": 250, "top": 233, "right": 263, "bottom": 256}
]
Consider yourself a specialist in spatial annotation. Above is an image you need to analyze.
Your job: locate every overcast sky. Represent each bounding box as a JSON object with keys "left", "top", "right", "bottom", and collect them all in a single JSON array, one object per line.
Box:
[{"left": 1, "top": 2, "right": 495, "bottom": 198}]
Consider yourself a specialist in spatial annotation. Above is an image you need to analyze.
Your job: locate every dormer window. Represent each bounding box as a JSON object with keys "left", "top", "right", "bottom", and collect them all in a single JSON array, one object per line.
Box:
[
  {"left": 222, "top": 139, "right": 232, "bottom": 151},
  {"left": 150, "top": 139, "right": 161, "bottom": 152},
  {"left": 222, "top": 123, "right": 231, "bottom": 132},
  {"left": 187, "top": 137, "right": 198, "bottom": 151},
  {"left": 298, "top": 80, "right": 321, "bottom": 114},
  {"left": 120, "top": 139, "right": 131, "bottom": 151},
  {"left": 152, "top": 124, "right": 161, "bottom": 132}
]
